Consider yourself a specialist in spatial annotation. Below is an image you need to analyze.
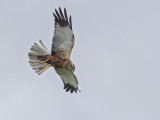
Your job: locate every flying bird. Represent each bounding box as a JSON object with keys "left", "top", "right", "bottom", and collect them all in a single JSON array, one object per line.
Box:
[{"left": 28, "top": 7, "right": 80, "bottom": 93}]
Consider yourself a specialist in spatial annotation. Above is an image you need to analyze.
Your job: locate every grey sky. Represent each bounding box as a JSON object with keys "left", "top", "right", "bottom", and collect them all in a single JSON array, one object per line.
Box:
[{"left": 0, "top": 0, "right": 160, "bottom": 120}]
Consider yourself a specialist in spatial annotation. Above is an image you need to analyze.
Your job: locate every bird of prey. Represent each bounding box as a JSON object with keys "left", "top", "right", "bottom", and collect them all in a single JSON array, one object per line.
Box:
[{"left": 28, "top": 7, "right": 80, "bottom": 93}]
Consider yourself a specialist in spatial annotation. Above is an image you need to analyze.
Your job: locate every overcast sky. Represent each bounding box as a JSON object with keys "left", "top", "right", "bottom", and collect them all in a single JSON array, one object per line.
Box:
[{"left": 0, "top": 0, "right": 160, "bottom": 120}]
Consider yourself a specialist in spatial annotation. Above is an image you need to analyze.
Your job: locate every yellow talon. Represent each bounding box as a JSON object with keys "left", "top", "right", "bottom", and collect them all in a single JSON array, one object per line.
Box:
[
  {"left": 40, "top": 66, "right": 46, "bottom": 69},
  {"left": 40, "top": 64, "right": 51, "bottom": 69},
  {"left": 40, "top": 59, "right": 49, "bottom": 64}
]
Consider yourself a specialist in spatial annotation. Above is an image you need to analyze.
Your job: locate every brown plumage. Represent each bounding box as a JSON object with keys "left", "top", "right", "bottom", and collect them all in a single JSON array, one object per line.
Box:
[{"left": 28, "top": 7, "right": 80, "bottom": 93}]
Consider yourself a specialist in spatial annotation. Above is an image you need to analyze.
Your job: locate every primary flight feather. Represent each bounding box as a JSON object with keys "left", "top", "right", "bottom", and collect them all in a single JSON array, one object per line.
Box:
[{"left": 28, "top": 7, "right": 79, "bottom": 93}]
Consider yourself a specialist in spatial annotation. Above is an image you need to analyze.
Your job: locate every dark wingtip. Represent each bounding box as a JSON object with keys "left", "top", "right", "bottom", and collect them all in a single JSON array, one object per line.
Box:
[
  {"left": 64, "top": 83, "right": 69, "bottom": 89},
  {"left": 53, "top": 7, "right": 72, "bottom": 29},
  {"left": 70, "top": 88, "right": 74, "bottom": 93},
  {"left": 63, "top": 83, "right": 79, "bottom": 93},
  {"left": 55, "top": 8, "right": 57, "bottom": 12},
  {"left": 69, "top": 16, "right": 72, "bottom": 30},
  {"left": 53, "top": 13, "right": 56, "bottom": 18},
  {"left": 66, "top": 85, "right": 72, "bottom": 92},
  {"left": 59, "top": 7, "right": 61, "bottom": 12},
  {"left": 55, "top": 8, "right": 57, "bottom": 13}
]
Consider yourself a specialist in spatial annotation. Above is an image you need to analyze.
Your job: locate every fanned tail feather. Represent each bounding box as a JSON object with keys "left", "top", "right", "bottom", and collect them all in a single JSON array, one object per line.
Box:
[{"left": 28, "top": 40, "right": 51, "bottom": 75}]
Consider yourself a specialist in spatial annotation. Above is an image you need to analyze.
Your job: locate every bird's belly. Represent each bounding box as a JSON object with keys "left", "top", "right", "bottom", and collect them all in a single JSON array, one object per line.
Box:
[{"left": 47, "top": 55, "right": 69, "bottom": 68}]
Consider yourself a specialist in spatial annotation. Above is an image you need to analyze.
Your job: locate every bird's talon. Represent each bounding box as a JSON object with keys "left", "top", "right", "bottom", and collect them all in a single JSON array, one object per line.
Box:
[
  {"left": 40, "top": 64, "right": 51, "bottom": 69},
  {"left": 40, "top": 59, "right": 49, "bottom": 64}
]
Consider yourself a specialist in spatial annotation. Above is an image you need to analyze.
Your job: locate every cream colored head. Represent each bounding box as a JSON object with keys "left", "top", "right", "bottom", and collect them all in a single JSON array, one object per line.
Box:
[{"left": 67, "top": 61, "right": 75, "bottom": 72}]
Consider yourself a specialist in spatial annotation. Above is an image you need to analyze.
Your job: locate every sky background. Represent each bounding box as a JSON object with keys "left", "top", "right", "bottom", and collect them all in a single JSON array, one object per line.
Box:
[{"left": 0, "top": 0, "right": 160, "bottom": 120}]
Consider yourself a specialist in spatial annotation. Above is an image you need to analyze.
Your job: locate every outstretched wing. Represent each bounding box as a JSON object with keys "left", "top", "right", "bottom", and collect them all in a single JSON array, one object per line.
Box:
[
  {"left": 52, "top": 7, "right": 74, "bottom": 59},
  {"left": 55, "top": 68, "right": 79, "bottom": 93}
]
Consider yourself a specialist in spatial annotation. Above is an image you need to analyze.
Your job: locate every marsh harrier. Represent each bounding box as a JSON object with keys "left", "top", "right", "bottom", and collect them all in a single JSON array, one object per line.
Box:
[{"left": 28, "top": 7, "right": 80, "bottom": 93}]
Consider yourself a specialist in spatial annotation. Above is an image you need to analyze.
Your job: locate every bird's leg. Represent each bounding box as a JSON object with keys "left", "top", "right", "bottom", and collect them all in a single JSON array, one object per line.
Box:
[{"left": 39, "top": 59, "right": 50, "bottom": 64}]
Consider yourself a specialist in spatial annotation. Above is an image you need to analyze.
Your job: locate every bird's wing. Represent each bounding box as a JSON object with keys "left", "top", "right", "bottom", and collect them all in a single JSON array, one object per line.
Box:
[
  {"left": 51, "top": 7, "right": 74, "bottom": 59},
  {"left": 55, "top": 68, "right": 79, "bottom": 93}
]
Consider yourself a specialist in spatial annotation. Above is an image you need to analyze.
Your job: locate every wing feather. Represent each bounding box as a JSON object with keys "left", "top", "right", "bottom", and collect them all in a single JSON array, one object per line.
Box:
[
  {"left": 55, "top": 9, "right": 62, "bottom": 20},
  {"left": 64, "top": 8, "right": 69, "bottom": 26},
  {"left": 69, "top": 16, "right": 72, "bottom": 30},
  {"left": 59, "top": 7, "right": 65, "bottom": 20},
  {"left": 55, "top": 68, "right": 79, "bottom": 93},
  {"left": 51, "top": 8, "right": 74, "bottom": 59}
]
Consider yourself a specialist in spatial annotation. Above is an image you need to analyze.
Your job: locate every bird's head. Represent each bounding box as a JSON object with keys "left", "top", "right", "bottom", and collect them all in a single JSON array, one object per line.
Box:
[{"left": 67, "top": 61, "right": 75, "bottom": 72}]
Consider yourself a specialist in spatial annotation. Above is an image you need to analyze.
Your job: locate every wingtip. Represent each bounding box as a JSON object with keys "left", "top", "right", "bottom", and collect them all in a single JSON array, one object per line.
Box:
[
  {"left": 63, "top": 83, "right": 80, "bottom": 93},
  {"left": 59, "top": 7, "right": 61, "bottom": 11}
]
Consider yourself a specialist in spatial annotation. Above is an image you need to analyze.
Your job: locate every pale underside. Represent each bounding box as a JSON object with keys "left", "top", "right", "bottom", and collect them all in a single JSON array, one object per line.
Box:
[{"left": 52, "top": 24, "right": 74, "bottom": 59}]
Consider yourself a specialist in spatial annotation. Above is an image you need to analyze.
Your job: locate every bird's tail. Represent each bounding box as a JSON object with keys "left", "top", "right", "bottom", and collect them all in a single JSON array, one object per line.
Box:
[{"left": 28, "top": 40, "right": 51, "bottom": 75}]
